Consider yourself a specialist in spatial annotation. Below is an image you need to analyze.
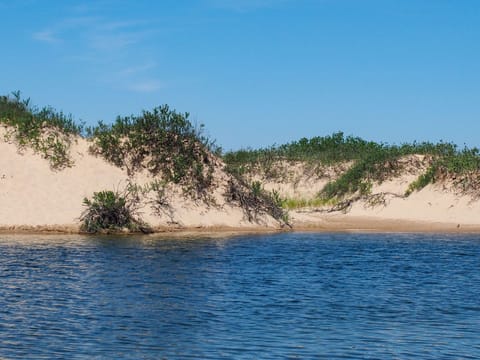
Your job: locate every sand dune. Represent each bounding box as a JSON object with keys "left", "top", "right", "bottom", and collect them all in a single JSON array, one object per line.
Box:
[
  {"left": 0, "top": 128, "right": 276, "bottom": 232},
  {"left": 2, "top": 127, "right": 480, "bottom": 234},
  {"left": 244, "top": 158, "right": 480, "bottom": 233}
]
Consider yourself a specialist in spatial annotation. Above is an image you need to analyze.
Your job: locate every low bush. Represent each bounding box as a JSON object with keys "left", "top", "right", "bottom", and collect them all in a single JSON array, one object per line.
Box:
[
  {"left": 87, "top": 105, "right": 219, "bottom": 198},
  {"left": 80, "top": 189, "right": 152, "bottom": 234}
]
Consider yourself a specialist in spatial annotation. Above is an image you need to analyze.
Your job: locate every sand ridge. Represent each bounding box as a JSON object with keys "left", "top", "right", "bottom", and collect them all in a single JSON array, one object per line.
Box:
[
  {"left": 0, "top": 128, "right": 276, "bottom": 232},
  {"left": 1, "top": 127, "right": 480, "bottom": 234}
]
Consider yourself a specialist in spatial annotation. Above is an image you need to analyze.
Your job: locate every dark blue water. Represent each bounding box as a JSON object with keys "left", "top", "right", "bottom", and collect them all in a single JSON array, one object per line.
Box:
[{"left": 0, "top": 233, "right": 479, "bottom": 359}]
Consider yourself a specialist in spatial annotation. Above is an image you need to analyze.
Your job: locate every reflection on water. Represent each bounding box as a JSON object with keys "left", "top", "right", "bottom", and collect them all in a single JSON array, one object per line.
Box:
[{"left": 0, "top": 233, "right": 479, "bottom": 359}]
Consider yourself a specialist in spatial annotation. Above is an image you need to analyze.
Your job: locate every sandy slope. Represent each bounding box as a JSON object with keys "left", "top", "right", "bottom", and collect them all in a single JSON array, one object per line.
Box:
[
  {"left": 289, "top": 170, "right": 480, "bottom": 231},
  {"left": 0, "top": 128, "right": 276, "bottom": 232},
  {"left": 247, "top": 157, "right": 480, "bottom": 232},
  {"left": 2, "top": 127, "right": 480, "bottom": 233}
]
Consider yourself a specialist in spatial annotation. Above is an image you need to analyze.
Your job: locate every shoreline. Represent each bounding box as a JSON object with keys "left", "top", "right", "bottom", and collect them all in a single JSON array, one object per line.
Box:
[
  {"left": 2, "top": 216, "right": 480, "bottom": 236},
  {"left": 3, "top": 125, "right": 480, "bottom": 237}
]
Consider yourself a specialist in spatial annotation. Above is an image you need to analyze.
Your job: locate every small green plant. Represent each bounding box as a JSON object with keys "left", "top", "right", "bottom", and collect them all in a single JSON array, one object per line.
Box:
[
  {"left": 270, "top": 189, "right": 285, "bottom": 208},
  {"left": 251, "top": 181, "right": 263, "bottom": 198},
  {"left": 147, "top": 180, "right": 172, "bottom": 215},
  {"left": 359, "top": 180, "right": 373, "bottom": 195},
  {"left": 80, "top": 189, "right": 151, "bottom": 234},
  {"left": 282, "top": 197, "right": 338, "bottom": 210}
]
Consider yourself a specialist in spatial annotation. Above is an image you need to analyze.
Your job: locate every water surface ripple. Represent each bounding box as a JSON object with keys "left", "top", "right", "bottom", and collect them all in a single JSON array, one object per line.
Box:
[{"left": 0, "top": 233, "right": 479, "bottom": 359}]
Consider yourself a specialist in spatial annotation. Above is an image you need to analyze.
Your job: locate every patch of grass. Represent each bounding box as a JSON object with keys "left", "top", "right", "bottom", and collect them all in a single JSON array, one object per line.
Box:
[
  {"left": 282, "top": 197, "right": 338, "bottom": 210},
  {"left": 223, "top": 132, "right": 380, "bottom": 178},
  {"left": 405, "top": 148, "right": 480, "bottom": 196},
  {"left": 318, "top": 142, "right": 459, "bottom": 199},
  {"left": 0, "top": 91, "right": 83, "bottom": 169},
  {"left": 224, "top": 131, "right": 476, "bottom": 199},
  {"left": 405, "top": 165, "right": 437, "bottom": 196},
  {"left": 441, "top": 147, "right": 480, "bottom": 173}
]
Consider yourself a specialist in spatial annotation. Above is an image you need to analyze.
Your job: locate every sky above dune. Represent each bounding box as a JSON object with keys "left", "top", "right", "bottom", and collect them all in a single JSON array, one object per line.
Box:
[{"left": 1, "top": 0, "right": 479, "bottom": 150}]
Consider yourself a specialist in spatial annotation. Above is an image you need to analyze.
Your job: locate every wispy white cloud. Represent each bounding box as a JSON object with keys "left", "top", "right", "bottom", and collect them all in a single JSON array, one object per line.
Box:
[
  {"left": 99, "top": 19, "right": 149, "bottom": 31},
  {"left": 119, "top": 62, "right": 157, "bottom": 76},
  {"left": 32, "top": 30, "right": 60, "bottom": 43},
  {"left": 88, "top": 19, "right": 155, "bottom": 52},
  {"left": 207, "top": 0, "right": 291, "bottom": 12},
  {"left": 90, "top": 32, "right": 142, "bottom": 51},
  {"left": 32, "top": 16, "right": 97, "bottom": 44},
  {"left": 129, "top": 80, "right": 163, "bottom": 93},
  {"left": 32, "top": 8, "right": 163, "bottom": 93}
]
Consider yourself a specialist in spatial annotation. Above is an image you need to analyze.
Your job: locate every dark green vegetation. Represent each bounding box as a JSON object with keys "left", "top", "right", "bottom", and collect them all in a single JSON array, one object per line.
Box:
[
  {"left": 224, "top": 132, "right": 480, "bottom": 201},
  {"left": 0, "top": 92, "right": 83, "bottom": 169},
  {"left": 87, "top": 105, "right": 220, "bottom": 198},
  {"left": 80, "top": 189, "right": 152, "bottom": 234}
]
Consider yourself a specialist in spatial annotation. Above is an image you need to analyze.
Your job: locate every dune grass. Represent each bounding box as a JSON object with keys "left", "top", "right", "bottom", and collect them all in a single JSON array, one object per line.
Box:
[
  {"left": 0, "top": 91, "right": 83, "bottom": 169},
  {"left": 223, "top": 132, "right": 480, "bottom": 199},
  {"left": 282, "top": 197, "right": 338, "bottom": 210},
  {"left": 3, "top": 90, "right": 480, "bottom": 219}
]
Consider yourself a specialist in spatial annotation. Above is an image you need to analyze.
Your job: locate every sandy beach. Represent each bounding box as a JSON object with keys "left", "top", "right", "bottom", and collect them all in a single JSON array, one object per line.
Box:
[{"left": 0, "top": 128, "right": 478, "bottom": 234}]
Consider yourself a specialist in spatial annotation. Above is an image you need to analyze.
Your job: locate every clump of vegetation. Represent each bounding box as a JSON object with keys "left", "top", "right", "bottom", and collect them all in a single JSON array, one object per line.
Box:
[
  {"left": 225, "top": 178, "right": 290, "bottom": 227},
  {"left": 405, "top": 165, "right": 437, "bottom": 196},
  {"left": 0, "top": 91, "right": 307, "bottom": 227},
  {"left": 87, "top": 105, "right": 219, "bottom": 199},
  {"left": 0, "top": 91, "right": 83, "bottom": 169},
  {"left": 224, "top": 132, "right": 480, "bottom": 201},
  {"left": 406, "top": 147, "right": 480, "bottom": 196},
  {"left": 224, "top": 132, "right": 382, "bottom": 177},
  {"left": 282, "top": 197, "right": 338, "bottom": 210},
  {"left": 80, "top": 188, "right": 152, "bottom": 234}
]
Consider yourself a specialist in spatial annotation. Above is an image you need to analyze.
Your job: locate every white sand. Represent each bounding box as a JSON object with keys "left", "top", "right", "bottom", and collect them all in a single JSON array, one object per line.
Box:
[
  {"left": 0, "top": 128, "right": 276, "bottom": 232},
  {"left": 1, "top": 128, "right": 480, "bottom": 233},
  {"left": 289, "top": 164, "right": 480, "bottom": 231}
]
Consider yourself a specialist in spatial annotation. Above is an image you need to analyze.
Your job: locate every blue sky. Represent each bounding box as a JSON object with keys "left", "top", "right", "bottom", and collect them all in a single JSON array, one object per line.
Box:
[{"left": 1, "top": 0, "right": 479, "bottom": 150}]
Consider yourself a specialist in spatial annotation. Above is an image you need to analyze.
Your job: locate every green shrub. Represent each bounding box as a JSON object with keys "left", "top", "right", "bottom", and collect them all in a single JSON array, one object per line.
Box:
[
  {"left": 80, "top": 189, "right": 151, "bottom": 234},
  {"left": 88, "top": 105, "right": 218, "bottom": 198},
  {"left": 251, "top": 181, "right": 263, "bottom": 198}
]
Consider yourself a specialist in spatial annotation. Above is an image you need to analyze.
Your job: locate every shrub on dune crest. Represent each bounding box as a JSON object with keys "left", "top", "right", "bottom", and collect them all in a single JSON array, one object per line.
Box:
[{"left": 87, "top": 105, "right": 219, "bottom": 198}]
